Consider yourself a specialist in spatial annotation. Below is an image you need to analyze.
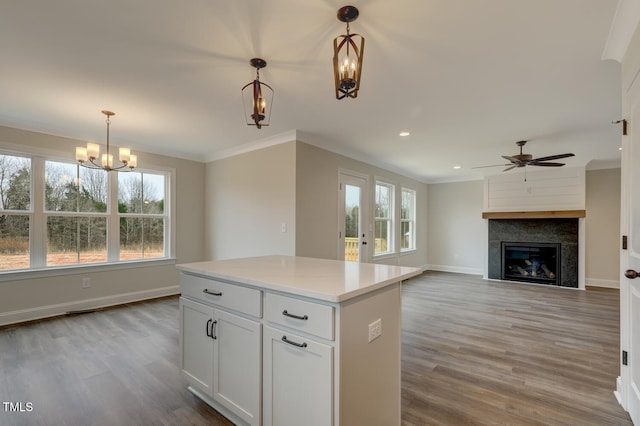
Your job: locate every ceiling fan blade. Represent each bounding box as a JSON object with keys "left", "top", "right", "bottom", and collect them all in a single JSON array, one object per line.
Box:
[
  {"left": 471, "top": 164, "right": 511, "bottom": 169},
  {"left": 531, "top": 153, "right": 575, "bottom": 162},
  {"left": 529, "top": 162, "right": 565, "bottom": 167},
  {"left": 502, "top": 155, "right": 518, "bottom": 162},
  {"left": 503, "top": 165, "right": 517, "bottom": 172}
]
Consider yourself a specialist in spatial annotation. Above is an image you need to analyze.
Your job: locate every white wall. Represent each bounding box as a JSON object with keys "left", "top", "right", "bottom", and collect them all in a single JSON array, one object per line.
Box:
[
  {"left": 0, "top": 126, "right": 206, "bottom": 325},
  {"left": 426, "top": 180, "right": 486, "bottom": 275},
  {"left": 294, "top": 142, "right": 428, "bottom": 268},
  {"left": 585, "top": 168, "right": 621, "bottom": 288},
  {"left": 205, "top": 142, "right": 296, "bottom": 260},
  {"left": 204, "top": 141, "right": 428, "bottom": 268}
]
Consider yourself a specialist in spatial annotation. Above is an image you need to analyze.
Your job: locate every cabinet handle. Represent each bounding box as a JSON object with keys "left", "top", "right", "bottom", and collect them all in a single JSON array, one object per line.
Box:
[
  {"left": 282, "top": 310, "right": 308, "bottom": 321},
  {"left": 203, "top": 289, "right": 222, "bottom": 296},
  {"left": 212, "top": 320, "right": 217, "bottom": 340},
  {"left": 282, "top": 335, "right": 307, "bottom": 348},
  {"left": 206, "top": 318, "right": 213, "bottom": 338}
]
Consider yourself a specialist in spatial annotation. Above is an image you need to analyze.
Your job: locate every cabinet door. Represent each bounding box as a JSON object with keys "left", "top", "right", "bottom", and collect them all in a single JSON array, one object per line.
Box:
[
  {"left": 180, "top": 297, "right": 214, "bottom": 396},
  {"left": 213, "top": 309, "right": 262, "bottom": 426},
  {"left": 263, "top": 326, "right": 333, "bottom": 426}
]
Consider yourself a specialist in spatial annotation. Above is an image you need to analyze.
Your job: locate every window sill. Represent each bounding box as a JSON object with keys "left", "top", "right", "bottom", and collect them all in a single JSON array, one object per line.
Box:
[
  {"left": 373, "top": 253, "right": 396, "bottom": 260},
  {"left": 0, "top": 257, "right": 177, "bottom": 282}
]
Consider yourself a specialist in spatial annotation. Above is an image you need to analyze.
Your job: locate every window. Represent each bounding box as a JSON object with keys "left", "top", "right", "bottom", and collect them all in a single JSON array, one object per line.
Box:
[
  {"left": 0, "top": 150, "right": 171, "bottom": 272},
  {"left": 0, "top": 154, "right": 31, "bottom": 270},
  {"left": 374, "top": 182, "right": 394, "bottom": 255},
  {"left": 401, "top": 188, "right": 416, "bottom": 251},
  {"left": 118, "top": 172, "right": 166, "bottom": 260},
  {"left": 45, "top": 161, "right": 108, "bottom": 266}
]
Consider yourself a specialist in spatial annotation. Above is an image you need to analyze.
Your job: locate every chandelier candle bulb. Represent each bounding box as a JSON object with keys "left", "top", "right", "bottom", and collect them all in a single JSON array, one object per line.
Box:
[
  {"left": 128, "top": 154, "right": 137, "bottom": 168},
  {"left": 119, "top": 147, "right": 130, "bottom": 163},
  {"left": 87, "top": 142, "right": 100, "bottom": 159},
  {"left": 75, "top": 146, "right": 87, "bottom": 162},
  {"left": 101, "top": 153, "right": 114, "bottom": 168}
]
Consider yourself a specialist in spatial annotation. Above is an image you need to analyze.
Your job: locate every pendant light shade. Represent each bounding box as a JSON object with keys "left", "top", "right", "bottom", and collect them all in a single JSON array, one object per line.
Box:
[
  {"left": 242, "top": 58, "right": 273, "bottom": 129},
  {"left": 333, "top": 6, "right": 365, "bottom": 100}
]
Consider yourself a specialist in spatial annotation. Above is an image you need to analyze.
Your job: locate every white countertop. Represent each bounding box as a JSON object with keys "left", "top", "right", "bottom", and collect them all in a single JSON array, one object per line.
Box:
[{"left": 176, "top": 255, "right": 423, "bottom": 302}]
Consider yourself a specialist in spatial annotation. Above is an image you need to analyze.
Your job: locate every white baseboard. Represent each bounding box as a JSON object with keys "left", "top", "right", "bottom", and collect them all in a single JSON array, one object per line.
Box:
[
  {"left": 0, "top": 285, "right": 180, "bottom": 327},
  {"left": 423, "top": 264, "right": 484, "bottom": 276},
  {"left": 586, "top": 278, "right": 620, "bottom": 289},
  {"left": 614, "top": 376, "right": 623, "bottom": 406}
]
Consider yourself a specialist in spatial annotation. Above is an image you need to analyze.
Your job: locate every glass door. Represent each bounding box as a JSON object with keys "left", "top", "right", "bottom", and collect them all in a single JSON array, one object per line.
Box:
[{"left": 338, "top": 171, "right": 368, "bottom": 262}]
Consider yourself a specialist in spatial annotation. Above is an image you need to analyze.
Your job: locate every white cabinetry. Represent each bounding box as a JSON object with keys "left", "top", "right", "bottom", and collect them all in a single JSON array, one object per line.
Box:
[
  {"left": 179, "top": 274, "right": 261, "bottom": 426},
  {"left": 180, "top": 297, "right": 214, "bottom": 394},
  {"left": 263, "top": 326, "right": 333, "bottom": 426},
  {"left": 262, "top": 291, "right": 336, "bottom": 426}
]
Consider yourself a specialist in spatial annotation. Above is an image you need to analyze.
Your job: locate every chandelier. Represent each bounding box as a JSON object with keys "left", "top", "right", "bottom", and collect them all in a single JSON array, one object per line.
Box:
[
  {"left": 333, "top": 6, "right": 365, "bottom": 99},
  {"left": 242, "top": 58, "right": 273, "bottom": 129},
  {"left": 75, "top": 110, "right": 137, "bottom": 171}
]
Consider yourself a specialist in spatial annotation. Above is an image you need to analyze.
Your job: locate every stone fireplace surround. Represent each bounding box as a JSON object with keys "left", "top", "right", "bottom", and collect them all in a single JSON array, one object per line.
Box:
[{"left": 487, "top": 217, "right": 579, "bottom": 288}]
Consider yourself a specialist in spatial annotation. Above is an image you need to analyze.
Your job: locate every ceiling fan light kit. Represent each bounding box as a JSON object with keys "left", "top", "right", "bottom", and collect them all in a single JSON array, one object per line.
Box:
[
  {"left": 333, "top": 5, "right": 365, "bottom": 100},
  {"left": 241, "top": 58, "right": 273, "bottom": 129}
]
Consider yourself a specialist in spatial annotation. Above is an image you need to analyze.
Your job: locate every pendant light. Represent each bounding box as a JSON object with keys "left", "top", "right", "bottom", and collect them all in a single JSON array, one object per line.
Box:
[
  {"left": 242, "top": 58, "right": 273, "bottom": 129},
  {"left": 333, "top": 6, "right": 365, "bottom": 99}
]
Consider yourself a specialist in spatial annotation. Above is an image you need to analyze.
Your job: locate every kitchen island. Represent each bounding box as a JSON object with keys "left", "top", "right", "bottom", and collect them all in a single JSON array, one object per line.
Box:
[{"left": 177, "top": 255, "right": 422, "bottom": 426}]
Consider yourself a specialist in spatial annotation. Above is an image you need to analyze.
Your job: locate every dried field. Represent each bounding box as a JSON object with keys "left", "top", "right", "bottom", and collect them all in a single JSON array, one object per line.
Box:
[{"left": 0, "top": 251, "right": 163, "bottom": 270}]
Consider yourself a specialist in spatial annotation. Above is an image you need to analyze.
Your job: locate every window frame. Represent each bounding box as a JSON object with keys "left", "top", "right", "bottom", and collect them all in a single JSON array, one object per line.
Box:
[
  {"left": 0, "top": 148, "right": 175, "bottom": 278},
  {"left": 400, "top": 187, "right": 417, "bottom": 253},
  {"left": 374, "top": 180, "right": 395, "bottom": 256}
]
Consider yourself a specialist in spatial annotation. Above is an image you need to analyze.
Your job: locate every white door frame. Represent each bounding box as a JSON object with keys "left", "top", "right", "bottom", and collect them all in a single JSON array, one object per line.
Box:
[{"left": 619, "top": 67, "right": 640, "bottom": 422}]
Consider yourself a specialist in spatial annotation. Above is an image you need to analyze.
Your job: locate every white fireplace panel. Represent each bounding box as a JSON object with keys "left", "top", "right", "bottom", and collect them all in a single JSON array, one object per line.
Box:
[{"left": 484, "top": 167, "right": 585, "bottom": 212}]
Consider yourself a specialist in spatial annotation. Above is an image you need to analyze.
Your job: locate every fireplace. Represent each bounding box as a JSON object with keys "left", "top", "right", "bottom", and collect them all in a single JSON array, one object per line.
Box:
[
  {"left": 488, "top": 218, "right": 578, "bottom": 288},
  {"left": 501, "top": 242, "right": 560, "bottom": 286}
]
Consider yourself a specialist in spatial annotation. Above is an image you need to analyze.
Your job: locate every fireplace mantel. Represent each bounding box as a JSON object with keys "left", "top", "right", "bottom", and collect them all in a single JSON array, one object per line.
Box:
[{"left": 482, "top": 210, "right": 586, "bottom": 220}]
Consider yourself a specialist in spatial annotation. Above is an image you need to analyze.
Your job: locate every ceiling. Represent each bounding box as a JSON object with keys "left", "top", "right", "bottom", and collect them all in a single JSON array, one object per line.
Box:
[{"left": 0, "top": 0, "right": 623, "bottom": 183}]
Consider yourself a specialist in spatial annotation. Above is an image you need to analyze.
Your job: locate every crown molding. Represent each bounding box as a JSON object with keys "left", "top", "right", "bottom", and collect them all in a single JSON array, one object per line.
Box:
[{"left": 602, "top": 0, "right": 640, "bottom": 62}]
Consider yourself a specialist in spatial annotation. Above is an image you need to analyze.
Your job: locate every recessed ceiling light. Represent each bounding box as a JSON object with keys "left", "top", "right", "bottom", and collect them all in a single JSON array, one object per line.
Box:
[
  {"left": 619, "top": 147, "right": 623, "bottom": 151},
  {"left": 399, "top": 131, "right": 410, "bottom": 137},
  {"left": 453, "top": 165, "right": 461, "bottom": 169}
]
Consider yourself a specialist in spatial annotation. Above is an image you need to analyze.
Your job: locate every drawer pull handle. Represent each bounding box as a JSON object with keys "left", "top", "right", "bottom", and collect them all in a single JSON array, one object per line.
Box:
[
  {"left": 282, "top": 335, "right": 307, "bottom": 348},
  {"left": 282, "top": 310, "right": 308, "bottom": 321},
  {"left": 212, "top": 320, "right": 217, "bottom": 340},
  {"left": 203, "top": 289, "right": 222, "bottom": 296}
]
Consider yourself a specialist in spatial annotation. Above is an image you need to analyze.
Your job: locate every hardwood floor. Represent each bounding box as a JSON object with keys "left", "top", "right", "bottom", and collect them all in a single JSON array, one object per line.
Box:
[
  {"left": 0, "top": 271, "right": 631, "bottom": 425},
  {"left": 401, "top": 272, "right": 631, "bottom": 425}
]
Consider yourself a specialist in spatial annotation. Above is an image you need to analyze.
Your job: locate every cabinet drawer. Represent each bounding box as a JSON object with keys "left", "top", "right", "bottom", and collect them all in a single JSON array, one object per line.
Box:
[
  {"left": 265, "top": 293, "right": 334, "bottom": 340},
  {"left": 181, "top": 273, "right": 262, "bottom": 318}
]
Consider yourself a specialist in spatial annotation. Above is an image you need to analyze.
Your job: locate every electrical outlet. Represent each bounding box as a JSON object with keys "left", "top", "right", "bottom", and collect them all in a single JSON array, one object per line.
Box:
[
  {"left": 368, "top": 318, "right": 382, "bottom": 343},
  {"left": 82, "top": 277, "right": 91, "bottom": 289}
]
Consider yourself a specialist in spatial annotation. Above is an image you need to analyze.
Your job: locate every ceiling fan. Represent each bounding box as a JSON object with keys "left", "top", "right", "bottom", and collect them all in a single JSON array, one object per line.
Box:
[{"left": 473, "top": 140, "right": 575, "bottom": 172}]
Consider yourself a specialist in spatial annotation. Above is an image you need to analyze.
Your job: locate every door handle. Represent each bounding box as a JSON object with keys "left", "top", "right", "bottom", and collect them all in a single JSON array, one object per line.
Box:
[
  {"left": 625, "top": 269, "right": 640, "bottom": 279},
  {"left": 206, "top": 318, "right": 213, "bottom": 338}
]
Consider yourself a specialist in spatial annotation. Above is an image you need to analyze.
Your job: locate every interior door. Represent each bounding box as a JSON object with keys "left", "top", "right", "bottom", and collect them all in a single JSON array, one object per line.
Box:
[
  {"left": 338, "top": 171, "right": 369, "bottom": 262},
  {"left": 622, "top": 72, "right": 640, "bottom": 423}
]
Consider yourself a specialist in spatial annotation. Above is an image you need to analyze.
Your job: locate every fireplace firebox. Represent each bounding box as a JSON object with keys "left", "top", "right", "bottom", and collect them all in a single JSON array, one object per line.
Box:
[
  {"left": 488, "top": 218, "right": 578, "bottom": 288},
  {"left": 501, "top": 242, "right": 560, "bottom": 286}
]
